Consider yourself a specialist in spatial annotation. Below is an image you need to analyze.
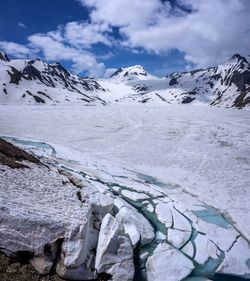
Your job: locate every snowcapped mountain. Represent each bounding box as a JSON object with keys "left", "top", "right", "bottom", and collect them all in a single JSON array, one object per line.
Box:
[
  {"left": 0, "top": 51, "right": 107, "bottom": 105},
  {"left": 95, "top": 65, "right": 158, "bottom": 103},
  {"left": 164, "top": 54, "right": 250, "bottom": 108},
  {"left": 109, "top": 65, "right": 156, "bottom": 81},
  {"left": 107, "top": 54, "right": 250, "bottom": 108},
  {"left": 0, "top": 50, "right": 249, "bottom": 108}
]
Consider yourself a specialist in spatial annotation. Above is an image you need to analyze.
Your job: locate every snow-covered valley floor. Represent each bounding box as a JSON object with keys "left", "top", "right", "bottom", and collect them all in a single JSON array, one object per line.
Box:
[{"left": 0, "top": 104, "right": 249, "bottom": 280}]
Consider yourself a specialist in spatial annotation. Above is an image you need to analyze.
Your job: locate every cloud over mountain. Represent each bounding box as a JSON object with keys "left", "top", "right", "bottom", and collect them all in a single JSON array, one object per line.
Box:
[
  {"left": 0, "top": 0, "right": 249, "bottom": 77},
  {"left": 79, "top": 0, "right": 250, "bottom": 67}
]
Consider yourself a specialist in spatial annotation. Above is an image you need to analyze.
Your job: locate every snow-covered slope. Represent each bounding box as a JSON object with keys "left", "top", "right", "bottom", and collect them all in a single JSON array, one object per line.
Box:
[
  {"left": 163, "top": 54, "right": 250, "bottom": 108},
  {"left": 109, "top": 65, "right": 156, "bottom": 82},
  {"left": 0, "top": 51, "right": 107, "bottom": 105},
  {"left": 99, "top": 54, "right": 250, "bottom": 109},
  {"left": 96, "top": 65, "right": 164, "bottom": 104}
]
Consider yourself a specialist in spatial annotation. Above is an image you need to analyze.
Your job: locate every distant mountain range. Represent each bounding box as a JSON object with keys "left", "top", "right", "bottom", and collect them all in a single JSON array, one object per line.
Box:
[{"left": 0, "top": 51, "right": 249, "bottom": 108}]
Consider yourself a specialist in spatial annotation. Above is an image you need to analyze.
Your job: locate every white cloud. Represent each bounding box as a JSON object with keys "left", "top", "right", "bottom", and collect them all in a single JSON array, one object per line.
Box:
[
  {"left": 28, "top": 32, "right": 106, "bottom": 77},
  {"left": 18, "top": 22, "right": 26, "bottom": 28},
  {"left": 64, "top": 21, "right": 112, "bottom": 48},
  {"left": 1, "top": 20, "right": 113, "bottom": 77},
  {"left": 1, "top": 0, "right": 249, "bottom": 77},
  {"left": 97, "top": 51, "right": 115, "bottom": 60},
  {"left": 104, "top": 67, "right": 117, "bottom": 78},
  {"left": 81, "top": 0, "right": 164, "bottom": 28},
  {"left": 0, "top": 41, "right": 31, "bottom": 58},
  {"left": 24, "top": 21, "right": 115, "bottom": 77},
  {"left": 79, "top": 0, "right": 250, "bottom": 67}
]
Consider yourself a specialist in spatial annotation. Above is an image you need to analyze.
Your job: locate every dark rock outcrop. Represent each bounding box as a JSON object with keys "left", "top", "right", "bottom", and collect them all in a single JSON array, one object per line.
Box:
[
  {"left": 110, "top": 68, "right": 123, "bottom": 78},
  {"left": 182, "top": 96, "right": 195, "bottom": 104},
  {"left": 0, "top": 138, "right": 40, "bottom": 168},
  {"left": 0, "top": 51, "right": 10, "bottom": 62},
  {"left": 0, "top": 252, "right": 64, "bottom": 281},
  {"left": 7, "top": 67, "right": 23, "bottom": 85},
  {"left": 169, "top": 77, "right": 178, "bottom": 86}
]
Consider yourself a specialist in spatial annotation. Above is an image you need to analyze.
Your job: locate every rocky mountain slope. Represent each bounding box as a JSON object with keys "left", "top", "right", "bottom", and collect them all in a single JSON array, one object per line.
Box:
[
  {"left": 165, "top": 54, "right": 250, "bottom": 108},
  {"left": 106, "top": 54, "right": 250, "bottom": 108},
  {"left": 0, "top": 51, "right": 106, "bottom": 105}
]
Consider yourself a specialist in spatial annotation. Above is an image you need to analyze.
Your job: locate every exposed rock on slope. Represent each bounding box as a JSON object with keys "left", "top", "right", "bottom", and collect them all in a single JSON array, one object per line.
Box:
[
  {"left": 0, "top": 138, "right": 40, "bottom": 168},
  {"left": 165, "top": 54, "right": 250, "bottom": 108},
  {"left": 0, "top": 51, "right": 10, "bottom": 62}
]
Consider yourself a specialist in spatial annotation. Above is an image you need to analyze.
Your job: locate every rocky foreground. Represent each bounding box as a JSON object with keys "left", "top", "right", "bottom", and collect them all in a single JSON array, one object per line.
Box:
[
  {"left": 0, "top": 138, "right": 249, "bottom": 281},
  {"left": 0, "top": 139, "right": 136, "bottom": 280},
  {"left": 0, "top": 252, "right": 64, "bottom": 281}
]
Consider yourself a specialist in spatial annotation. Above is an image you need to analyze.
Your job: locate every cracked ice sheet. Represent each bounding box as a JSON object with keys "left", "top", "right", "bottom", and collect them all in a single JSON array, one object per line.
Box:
[
  {"left": 0, "top": 105, "right": 250, "bottom": 270},
  {"left": 195, "top": 217, "right": 239, "bottom": 252},
  {"left": 217, "top": 237, "right": 250, "bottom": 276},
  {"left": 109, "top": 176, "right": 164, "bottom": 197}
]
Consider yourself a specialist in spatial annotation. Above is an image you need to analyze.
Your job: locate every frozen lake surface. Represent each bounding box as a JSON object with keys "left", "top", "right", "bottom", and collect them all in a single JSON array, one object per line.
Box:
[{"left": 0, "top": 104, "right": 249, "bottom": 279}]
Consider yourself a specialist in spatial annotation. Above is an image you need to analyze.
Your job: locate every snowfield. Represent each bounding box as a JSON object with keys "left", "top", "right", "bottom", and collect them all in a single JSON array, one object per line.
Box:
[{"left": 0, "top": 104, "right": 250, "bottom": 280}]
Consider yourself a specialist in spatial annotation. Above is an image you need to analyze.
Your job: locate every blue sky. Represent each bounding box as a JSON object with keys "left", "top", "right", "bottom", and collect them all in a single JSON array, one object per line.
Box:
[{"left": 0, "top": 0, "right": 249, "bottom": 77}]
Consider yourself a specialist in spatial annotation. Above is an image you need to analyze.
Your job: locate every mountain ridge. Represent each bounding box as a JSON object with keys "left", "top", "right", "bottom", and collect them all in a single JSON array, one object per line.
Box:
[
  {"left": 0, "top": 51, "right": 249, "bottom": 108},
  {"left": 0, "top": 53, "right": 107, "bottom": 105}
]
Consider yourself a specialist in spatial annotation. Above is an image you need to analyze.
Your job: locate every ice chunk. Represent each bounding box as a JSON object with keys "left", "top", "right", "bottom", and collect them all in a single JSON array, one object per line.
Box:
[
  {"left": 168, "top": 228, "right": 191, "bottom": 248},
  {"left": 121, "top": 189, "right": 149, "bottom": 200},
  {"left": 95, "top": 214, "right": 134, "bottom": 281},
  {"left": 146, "top": 243, "right": 194, "bottom": 281},
  {"left": 116, "top": 206, "right": 155, "bottom": 247},
  {"left": 155, "top": 202, "right": 173, "bottom": 228},
  {"left": 194, "top": 234, "right": 218, "bottom": 264}
]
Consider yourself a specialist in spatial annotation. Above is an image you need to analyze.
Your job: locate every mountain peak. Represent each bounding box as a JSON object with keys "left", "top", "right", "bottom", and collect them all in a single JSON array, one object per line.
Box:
[
  {"left": 110, "top": 65, "right": 150, "bottom": 81},
  {"left": 229, "top": 54, "right": 248, "bottom": 63},
  {"left": 124, "top": 65, "right": 146, "bottom": 72},
  {"left": 0, "top": 51, "right": 10, "bottom": 62}
]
